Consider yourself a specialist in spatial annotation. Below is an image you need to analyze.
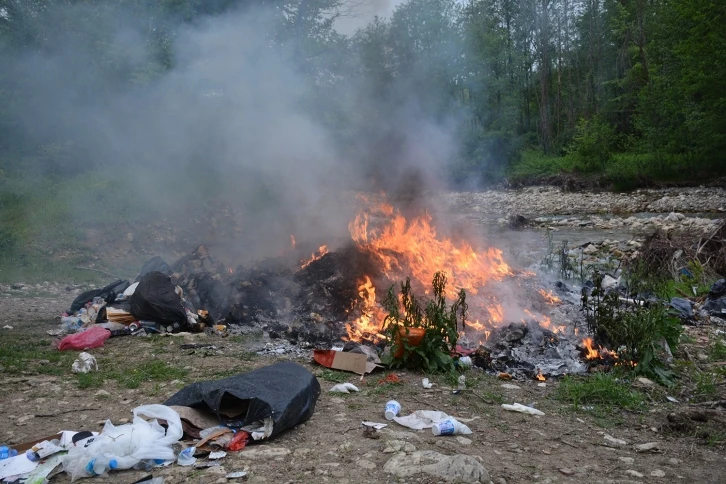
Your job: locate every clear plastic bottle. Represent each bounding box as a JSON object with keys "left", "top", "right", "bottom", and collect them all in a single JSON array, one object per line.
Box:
[{"left": 85, "top": 456, "right": 118, "bottom": 476}]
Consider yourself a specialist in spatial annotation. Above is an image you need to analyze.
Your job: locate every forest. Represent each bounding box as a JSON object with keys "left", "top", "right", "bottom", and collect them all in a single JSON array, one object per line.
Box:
[{"left": 0, "top": 0, "right": 724, "bottom": 191}]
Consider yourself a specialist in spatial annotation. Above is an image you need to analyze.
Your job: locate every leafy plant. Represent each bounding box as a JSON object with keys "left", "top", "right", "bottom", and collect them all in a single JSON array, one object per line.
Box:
[
  {"left": 382, "top": 272, "right": 467, "bottom": 373},
  {"left": 567, "top": 115, "right": 616, "bottom": 172},
  {"left": 582, "top": 271, "right": 682, "bottom": 385}
]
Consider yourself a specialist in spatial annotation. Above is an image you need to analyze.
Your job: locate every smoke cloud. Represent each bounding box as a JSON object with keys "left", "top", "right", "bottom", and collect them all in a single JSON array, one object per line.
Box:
[{"left": 3, "top": 1, "right": 463, "bottom": 263}]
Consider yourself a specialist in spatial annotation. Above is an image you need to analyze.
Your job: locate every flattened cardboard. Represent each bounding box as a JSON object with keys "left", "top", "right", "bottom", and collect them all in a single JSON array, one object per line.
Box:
[{"left": 313, "top": 350, "right": 378, "bottom": 375}]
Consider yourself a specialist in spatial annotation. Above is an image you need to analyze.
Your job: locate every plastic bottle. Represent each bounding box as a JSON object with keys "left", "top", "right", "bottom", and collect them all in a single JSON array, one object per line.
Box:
[
  {"left": 384, "top": 400, "right": 401, "bottom": 420},
  {"left": 61, "top": 316, "right": 83, "bottom": 332},
  {"left": 431, "top": 418, "right": 472, "bottom": 436},
  {"left": 85, "top": 456, "right": 118, "bottom": 476},
  {"left": 0, "top": 446, "right": 18, "bottom": 460}
]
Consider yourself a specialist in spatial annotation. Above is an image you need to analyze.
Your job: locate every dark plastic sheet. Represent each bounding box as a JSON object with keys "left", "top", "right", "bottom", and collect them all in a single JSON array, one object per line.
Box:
[
  {"left": 163, "top": 362, "right": 320, "bottom": 439},
  {"left": 130, "top": 271, "right": 186, "bottom": 325}
]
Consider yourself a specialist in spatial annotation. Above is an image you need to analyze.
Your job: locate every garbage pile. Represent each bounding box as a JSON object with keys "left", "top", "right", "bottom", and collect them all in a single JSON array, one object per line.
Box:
[
  {"left": 57, "top": 261, "right": 215, "bottom": 348},
  {"left": 0, "top": 363, "right": 320, "bottom": 482}
]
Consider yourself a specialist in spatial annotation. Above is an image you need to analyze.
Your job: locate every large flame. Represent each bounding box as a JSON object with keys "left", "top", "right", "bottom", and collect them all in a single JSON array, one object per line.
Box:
[
  {"left": 344, "top": 199, "right": 519, "bottom": 342},
  {"left": 301, "top": 245, "right": 329, "bottom": 269},
  {"left": 582, "top": 337, "right": 618, "bottom": 360}
]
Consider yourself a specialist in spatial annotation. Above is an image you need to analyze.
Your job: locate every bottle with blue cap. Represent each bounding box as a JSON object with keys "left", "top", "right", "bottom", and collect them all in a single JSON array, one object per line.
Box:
[
  {"left": 85, "top": 456, "right": 118, "bottom": 476},
  {"left": 0, "top": 446, "right": 18, "bottom": 460}
]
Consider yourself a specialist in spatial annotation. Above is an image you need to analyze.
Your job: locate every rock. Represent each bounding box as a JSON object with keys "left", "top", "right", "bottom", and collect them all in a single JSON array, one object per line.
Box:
[
  {"left": 619, "top": 457, "right": 634, "bottom": 464},
  {"left": 95, "top": 390, "right": 111, "bottom": 398},
  {"left": 601, "top": 275, "right": 619, "bottom": 289},
  {"left": 558, "top": 468, "right": 574, "bottom": 476},
  {"left": 651, "top": 469, "right": 666, "bottom": 477},
  {"left": 500, "top": 384, "right": 521, "bottom": 390},
  {"left": 604, "top": 434, "right": 628, "bottom": 446},
  {"left": 383, "top": 440, "right": 416, "bottom": 453},
  {"left": 237, "top": 447, "right": 291, "bottom": 459},
  {"left": 667, "top": 458, "right": 681, "bottom": 465},
  {"left": 583, "top": 244, "right": 598, "bottom": 255},
  {"left": 456, "top": 436, "right": 472, "bottom": 446},
  {"left": 356, "top": 459, "right": 377, "bottom": 470},
  {"left": 384, "top": 451, "right": 489, "bottom": 483},
  {"left": 11, "top": 283, "right": 25, "bottom": 290},
  {"left": 636, "top": 377, "right": 655, "bottom": 386},
  {"left": 626, "top": 470, "right": 644, "bottom": 478},
  {"left": 634, "top": 442, "right": 660, "bottom": 452}
]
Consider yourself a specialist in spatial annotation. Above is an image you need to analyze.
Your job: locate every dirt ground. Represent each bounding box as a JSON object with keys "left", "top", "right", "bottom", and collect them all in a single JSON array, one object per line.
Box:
[{"left": 1, "top": 295, "right": 725, "bottom": 484}]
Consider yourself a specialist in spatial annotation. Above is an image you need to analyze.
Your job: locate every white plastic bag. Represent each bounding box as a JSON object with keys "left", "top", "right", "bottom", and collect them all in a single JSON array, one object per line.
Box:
[
  {"left": 501, "top": 403, "right": 545, "bottom": 416},
  {"left": 71, "top": 353, "right": 98, "bottom": 374},
  {"left": 62, "top": 405, "right": 183, "bottom": 481}
]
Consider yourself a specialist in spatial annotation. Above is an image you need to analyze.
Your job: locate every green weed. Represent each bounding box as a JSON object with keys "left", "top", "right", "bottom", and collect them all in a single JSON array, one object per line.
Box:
[
  {"left": 317, "top": 369, "right": 351, "bottom": 383},
  {"left": 555, "top": 373, "right": 645, "bottom": 411}
]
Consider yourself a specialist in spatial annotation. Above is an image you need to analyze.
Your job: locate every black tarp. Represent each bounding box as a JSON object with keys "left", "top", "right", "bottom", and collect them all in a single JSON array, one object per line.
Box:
[
  {"left": 163, "top": 362, "right": 320, "bottom": 439},
  {"left": 68, "top": 279, "right": 130, "bottom": 313},
  {"left": 130, "top": 271, "right": 186, "bottom": 325}
]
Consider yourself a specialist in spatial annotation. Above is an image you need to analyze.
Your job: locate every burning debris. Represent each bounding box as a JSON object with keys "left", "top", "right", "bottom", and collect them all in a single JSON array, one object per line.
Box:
[{"left": 60, "top": 194, "right": 610, "bottom": 378}]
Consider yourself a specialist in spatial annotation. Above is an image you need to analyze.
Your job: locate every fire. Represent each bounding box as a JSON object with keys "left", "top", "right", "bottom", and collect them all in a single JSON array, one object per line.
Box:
[
  {"left": 582, "top": 337, "right": 618, "bottom": 360},
  {"left": 538, "top": 289, "right": 561, "bottom": 304},
  {"left": 349, "top": 203, "right": 513, "bottom": 299},
  {"left": 536, "top": 369, "right": 546, "bottom": 381},
  {"left": 301, "top": 245, "right": 329, "bottom": 269},
  {"left": 344, "top": 276, "right": 388, "bottom": 342}
]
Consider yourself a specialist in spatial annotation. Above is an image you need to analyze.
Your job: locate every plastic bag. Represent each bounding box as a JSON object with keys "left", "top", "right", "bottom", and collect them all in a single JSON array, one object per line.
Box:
[
  {"left": 58, "top": 326, "right": 111, "bottom": 351},
  {"left": 130, "top": 272, "right": 186, "bottom": 325},
  {"left": 62, "top": 405, "right": 182, "bottom": 481},
  {"left": 135, "top": 256, "right": 172, "bottom": 282},
  {"left": 68, "top": 280, "right": 130, "bottom": 313},
  {"left": 164, "top": 361, "right": 320, "bottom": 440}
]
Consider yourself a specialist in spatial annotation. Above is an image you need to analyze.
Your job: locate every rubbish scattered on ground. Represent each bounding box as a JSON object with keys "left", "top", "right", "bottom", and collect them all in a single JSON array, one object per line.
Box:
[
  {"left": 384, "top": 400, "right": 401, "bottom": 420},
  {"left": 0, "top": 446, "right": 18, "bottom": 459},
  {"left": 61, "top": 404, "right": 182, "bottom": 481},
  {"left": 2, "top": 325, "right": 12, "bottom": 330},
  {"left": 329, "top": 383, "right": 359, "bottom": 393},
  {"left": 497, "top": 372, "right": 513, "bottom": 380},
  {"left": 458, "top": 375, "right": 466, "bottom": 390},
  {"left": 226, "top": 471, "right": 248, "bottom": 479},
  {"left": 313, "top": 349, "right": 378, "bottom": 375},
  {"left": 501, "top": 403, "right": 545, "bottom": 416},
  {"left": 164, "top": 362, "right": 320, "bottom": 441},
  {"left": 130, "top": 272, "right": 187, "bottom": 325},
  {"left": 193, "top": 461, "right": 221, "bottom": 468},
  {"left": 501, "top": 384, "right": 521, "bottom": 390},
  {"left": 17, "top": 453, "right": 64, "bottom": 484},
  {"left": 0, "top": 454, "right": 41, "bottom": 480},
  {"left": 227, "top": 431, "right": 250, "bottom": 451},
  {"left": 431, "top": 418, "right": 472, "bottom": 436},
  {"left": 176, "top": 447, "right": 196, "bottom": 466},
  {"left": 361, "top": 422, "right": 387, "bottom": 430},
  {"left": 58, "top": 326, "right": 111, "bottom": 351},
  {"left": 208, "top": 451, "right": 227, "bottom": 460},
  {"left": 422, "top": 378, "right": 433, "bottom": 389},
  {"left": 458, "top": 356, "right": 473, "bottom": 368},
  {"left": 666, "top": 396, "right": 679, "bottom": 403},
  {"left": 393, "top": 410, "right": 473, "bottom": 433},
  {"left": 71, "top": 352, "right": 98, "bottom": 374}
]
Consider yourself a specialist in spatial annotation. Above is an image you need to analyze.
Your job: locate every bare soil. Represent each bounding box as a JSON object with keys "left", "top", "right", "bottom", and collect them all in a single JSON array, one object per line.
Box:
[{"left": 1, "top": 296, "right": 725, "bottom": 484}]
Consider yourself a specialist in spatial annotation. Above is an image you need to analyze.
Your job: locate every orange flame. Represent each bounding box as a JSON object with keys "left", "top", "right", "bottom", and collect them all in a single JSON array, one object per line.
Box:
[
  {"left": 538, "top": 289, "right": 561, "bottom": 304},
  {"left": 301, "top": 245, "right": 329, "bottom": 269},
  {"left": 536, "top": 369, "right": 546, "bottom": 381},
  {"left": 344, "top": 276, "right": 387, "bottom": 342},
  {"left": 582, "top": 337, "right": 618, "bottom": 360},
  {"left": 349, "top": 204, "right": 513, "bottom": 299}
]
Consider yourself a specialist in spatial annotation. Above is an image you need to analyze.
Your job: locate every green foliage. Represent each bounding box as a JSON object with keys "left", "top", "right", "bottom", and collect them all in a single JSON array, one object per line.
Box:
[
  {"left": 567, "top": 116, "right": 616, "bottom": 172},
  {"left": 382, "top": 272, "right": 466, "bottom": 374},
  {"left": 506, "top": 150, "right": 574, "bottom": 182},
  {"left": 317, "top": 369, "right": 350, "bottom": 383},
  {"left": 582, "top": 272, "right": 682, "bottom": 385},
  {"left": 555, "top": 373, "right": 645, "bottom": 411}
]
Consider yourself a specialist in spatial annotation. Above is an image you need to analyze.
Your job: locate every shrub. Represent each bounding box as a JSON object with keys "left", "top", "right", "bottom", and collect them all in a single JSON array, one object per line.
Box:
[
  {"left": 382, "top": 272, "right": 467, "bottom": 373},
  {"left": 567, "top": 115, "right": 616, "bottom": 172}
]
